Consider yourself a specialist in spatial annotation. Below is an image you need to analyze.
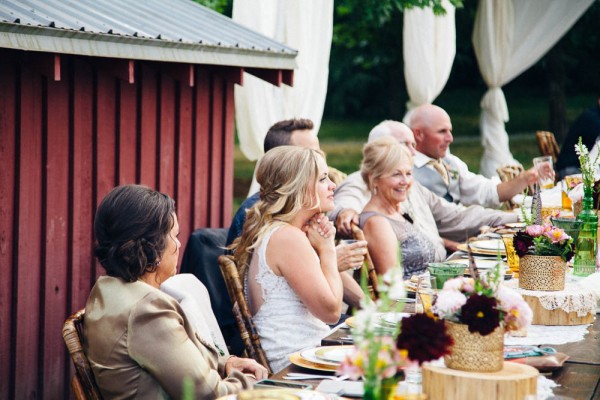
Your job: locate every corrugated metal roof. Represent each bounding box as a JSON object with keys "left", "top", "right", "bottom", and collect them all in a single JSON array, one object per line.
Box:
[{"left": 0, "top": 0, "right": 297, "bottom": 69}]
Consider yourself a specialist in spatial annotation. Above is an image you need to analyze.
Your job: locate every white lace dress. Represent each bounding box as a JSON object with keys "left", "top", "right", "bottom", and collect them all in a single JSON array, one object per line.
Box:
[{"left": 246, "top": 226, "right": 331, "bottom": 372}]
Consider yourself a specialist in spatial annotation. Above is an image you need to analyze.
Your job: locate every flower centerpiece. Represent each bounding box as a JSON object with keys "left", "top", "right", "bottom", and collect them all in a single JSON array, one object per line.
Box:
[
  {"left": 432, "top": 265, "right": 532, "bottom": 372},
  {"left": 339, "top": 266, "right": 453, "bottom": 399},
  {"left": 513, "top": 223, "right": 573, "bottom": 290}
]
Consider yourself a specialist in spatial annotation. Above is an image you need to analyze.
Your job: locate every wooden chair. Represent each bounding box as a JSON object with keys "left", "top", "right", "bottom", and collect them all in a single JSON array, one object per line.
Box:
[
  {"left": 496, "top": 164, "right": 534, "bottom": 209},
  {"left": 350, "top": 223, "right": 379, "bottom": 300},
  {"left": 62, "top": 309, "right": 103, "bottom": 400},
  {"left": 218, "top": 255, "right": 272, "bottom": 373},
  {"left": 536, "top": 130, "right": 560, "bottom": 163}
]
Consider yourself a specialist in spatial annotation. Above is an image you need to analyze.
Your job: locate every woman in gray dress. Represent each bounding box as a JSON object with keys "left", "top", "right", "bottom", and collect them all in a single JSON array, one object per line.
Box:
[{"left": 359, "top": 137, "right": 440, "bottom": 279}]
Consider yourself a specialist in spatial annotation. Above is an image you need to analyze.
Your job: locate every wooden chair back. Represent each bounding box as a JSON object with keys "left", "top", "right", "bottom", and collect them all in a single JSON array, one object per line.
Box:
[
  {"left": 62, "top": 309, "right": 103, "bottom": 400},
  {"left": 218, "top": 255, "right": 272, "bottom": 373},
  {"left": 536, "top": 130, "right": 560, "bottom": 163},
  {"left": 496, "top": 164, "right": 533, "bottom": 209},
  {"left": 350, "top": 223, "right": 379, "bottom": 300}
]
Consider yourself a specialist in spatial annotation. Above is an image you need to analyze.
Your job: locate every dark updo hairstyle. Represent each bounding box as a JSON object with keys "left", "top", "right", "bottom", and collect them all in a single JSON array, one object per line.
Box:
[{"left": 94, "top": 184, "right": 176, "bottom": 282}]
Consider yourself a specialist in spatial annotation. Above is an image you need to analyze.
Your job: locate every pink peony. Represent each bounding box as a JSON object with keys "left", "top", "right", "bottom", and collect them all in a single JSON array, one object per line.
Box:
[
  {"left": 525, "top": 224, "right": 544, "bottom": 237},
  {"left": 432, "top": 290, "right": 467, "bottom": 319},
  {"left": 442, "top": 276, "right": 473, "bottom": 292}
]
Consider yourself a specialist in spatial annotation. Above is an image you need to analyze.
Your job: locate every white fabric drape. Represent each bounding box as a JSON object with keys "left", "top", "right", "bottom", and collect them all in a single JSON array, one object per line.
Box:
[
  {"left": 402, "top": 0, "right": 456, "bottom": 123},
  {"left": 233, "top": 0, "right": 333, "bottom": 195},
  {"left": 473, "top": 0, "right": 594, "bottom": 177}
]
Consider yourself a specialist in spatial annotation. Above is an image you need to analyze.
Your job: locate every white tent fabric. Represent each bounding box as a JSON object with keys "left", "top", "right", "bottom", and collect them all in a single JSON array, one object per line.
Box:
[
  {"left": 233, "top": 0, "right": 333, "bottom": 195},
  {"left": 473, "top": 0, "right": 594, "bottom": 177},
  {"left": 402, "top": 0, "right": 456, "bottom": 124}
]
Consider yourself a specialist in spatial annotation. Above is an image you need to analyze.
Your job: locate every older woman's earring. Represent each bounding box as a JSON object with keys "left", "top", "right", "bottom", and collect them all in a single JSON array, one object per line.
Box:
[{"left": 373, "top": 186, "right": 379, "bottom": 196}]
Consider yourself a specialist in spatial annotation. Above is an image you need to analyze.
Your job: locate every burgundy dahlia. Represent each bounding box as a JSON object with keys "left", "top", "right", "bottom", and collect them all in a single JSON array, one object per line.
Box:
[
  {"left": 396, "top": 313, "right": 453, "bottom": 365},
  {"left": 513, "top": 231, "right": 534, "bottom": 257},
  {"left": 460, "top": 294, "right": 500, "bottom": 336}
]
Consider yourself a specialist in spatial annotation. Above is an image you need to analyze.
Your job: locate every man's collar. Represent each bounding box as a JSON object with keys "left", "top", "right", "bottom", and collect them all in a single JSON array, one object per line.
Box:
[{"left": 413, "top": 151, "right": 435, "bottom": 168}]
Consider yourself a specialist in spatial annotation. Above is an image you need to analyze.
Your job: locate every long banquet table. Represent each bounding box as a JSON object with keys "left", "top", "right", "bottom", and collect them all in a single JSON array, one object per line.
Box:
[{"left": 272, "top": 314, "right": 600, "bottom": 400}]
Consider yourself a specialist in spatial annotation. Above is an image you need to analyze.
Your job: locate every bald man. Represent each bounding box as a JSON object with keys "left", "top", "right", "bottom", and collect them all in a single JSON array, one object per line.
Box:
[
  {"left": 410, "top": 104, "right": 539, "bottom": 208},
  {"left": 331, "top": 120, "right": 518, "bottom": 255}
]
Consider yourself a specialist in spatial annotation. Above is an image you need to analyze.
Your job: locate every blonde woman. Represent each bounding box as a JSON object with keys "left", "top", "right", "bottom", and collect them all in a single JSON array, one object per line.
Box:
[
  {"left": 233, "top": 146, "right": 343, "bottom": 372},
  {"left": 360, "top": 137, "right": 440, "bottom": 279}
]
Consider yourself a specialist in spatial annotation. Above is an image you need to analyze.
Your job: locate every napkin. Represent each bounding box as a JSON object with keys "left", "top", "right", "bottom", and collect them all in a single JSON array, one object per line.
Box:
[{"left": 316, "top": 380, "right": 363, "bottom": 398}]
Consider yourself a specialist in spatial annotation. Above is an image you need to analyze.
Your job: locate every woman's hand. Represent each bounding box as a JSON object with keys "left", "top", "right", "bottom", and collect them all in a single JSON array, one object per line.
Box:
[
  {"left": 335, "top": 240, "right": 368, "bottom": 272},
  {"left": 304, "top": 213, "right": 336, "bottom": 254},
  {"left": 225, "top": 356, "right": 269, "bottom": 380}
]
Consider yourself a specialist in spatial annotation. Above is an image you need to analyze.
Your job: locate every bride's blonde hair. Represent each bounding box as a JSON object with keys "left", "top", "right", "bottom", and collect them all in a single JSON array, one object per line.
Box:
[{"left": 232, "top": 146, "right": 326, "bottom": 277}]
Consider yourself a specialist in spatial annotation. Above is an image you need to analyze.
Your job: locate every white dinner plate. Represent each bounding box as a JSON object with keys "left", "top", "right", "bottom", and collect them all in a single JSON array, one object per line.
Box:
[
  {"left": 470, "top": 239, "right": 505, "bottom": 251},
  {"left": 314, "top": 345, "right": 354, "bottom": 363},
  {"left": 300, "top": 346, "right": 349, "bottom": 367}
]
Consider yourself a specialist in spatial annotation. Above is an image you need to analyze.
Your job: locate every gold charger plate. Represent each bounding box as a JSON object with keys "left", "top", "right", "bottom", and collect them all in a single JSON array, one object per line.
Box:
[
  {"left": 457, "top": 243, "right": 506, "bottom": 256},
  {"left": 289, "top": 352, "right": 339, "bottom": 372}
]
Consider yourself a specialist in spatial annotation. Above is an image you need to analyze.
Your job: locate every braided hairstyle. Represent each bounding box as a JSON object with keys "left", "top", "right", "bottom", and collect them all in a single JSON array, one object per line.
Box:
[
  {"left": 93, "top": 185, "right": 176, "bottom": 282},
  {"left": 232, "top": 146, "right": 326, "bottom": 279}
]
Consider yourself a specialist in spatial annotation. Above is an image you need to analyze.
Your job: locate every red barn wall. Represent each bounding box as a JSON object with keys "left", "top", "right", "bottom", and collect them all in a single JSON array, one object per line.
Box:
[{"left": 0, "top": 48, "right": 237, "bottom": 399}]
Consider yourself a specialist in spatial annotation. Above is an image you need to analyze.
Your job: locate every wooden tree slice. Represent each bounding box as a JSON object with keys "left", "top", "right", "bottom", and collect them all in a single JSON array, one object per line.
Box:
[
  {"left": 422, "top": 362, "right": 538, "bottom": 400},
  {"left": 522, "top": 294, "right": 595, "bottom": 325}
]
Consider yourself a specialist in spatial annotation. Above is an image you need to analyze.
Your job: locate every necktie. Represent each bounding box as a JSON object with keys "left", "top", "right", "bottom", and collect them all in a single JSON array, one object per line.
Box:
[{"left": 429, "top": 159, "right": 449, "bottom": 186}]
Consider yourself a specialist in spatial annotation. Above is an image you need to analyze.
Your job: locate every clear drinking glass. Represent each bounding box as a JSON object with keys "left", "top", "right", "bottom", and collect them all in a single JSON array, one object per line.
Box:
[
  {"left": 533, "top": 155, "right": 555, "bottom": 190},
  {"left": 339, "top": 239, "right": 363, "bottom": 270},
  {"left": 415, "top": 275, "right": 436, "bottom": 314}
]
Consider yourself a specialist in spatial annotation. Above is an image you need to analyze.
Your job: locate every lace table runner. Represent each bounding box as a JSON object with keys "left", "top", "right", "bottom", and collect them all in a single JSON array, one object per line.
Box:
[
  {"left": 505, "top": 323, "right": 591, "bottom": 346},
  {"left": 507, "top": 273, "right": 600, "bottom": 317}
]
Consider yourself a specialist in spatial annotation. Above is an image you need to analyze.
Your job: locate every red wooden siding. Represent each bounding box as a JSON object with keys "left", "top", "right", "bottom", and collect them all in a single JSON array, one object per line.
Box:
[{"left": 0, "top": 48, "right": 239, "bottom": 399}]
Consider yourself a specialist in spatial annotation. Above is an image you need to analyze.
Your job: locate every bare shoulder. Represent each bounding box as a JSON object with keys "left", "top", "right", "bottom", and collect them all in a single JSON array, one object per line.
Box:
[
  {"left": 363, "top": 213, "right": 389, "bottom": 229},
  {"left": 269, "top": 224, "right": 310, "bottom": 249}
]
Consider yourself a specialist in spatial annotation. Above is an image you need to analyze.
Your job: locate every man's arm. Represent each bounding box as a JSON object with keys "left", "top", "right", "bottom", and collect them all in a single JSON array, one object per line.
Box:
[
  {"left": 496, "top": 167, "right": 539, "bottom": 202},
  {"left": 330, "top": 172, "right": 371, "bottom": 236},
  {"left": 420, "top": 182, "right": 518, "bottom": 242}
]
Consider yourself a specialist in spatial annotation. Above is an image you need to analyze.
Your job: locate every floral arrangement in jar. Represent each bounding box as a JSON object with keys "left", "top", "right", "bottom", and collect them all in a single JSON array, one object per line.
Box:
[
  {"left": 432, "top": 268, "right": 532, "bottom": 336},
  {"left": 513, "top": 224, "right": 574, "bottom": 262},
  {"left": 338, "top": 266, "right": 453, "bottom": 399}
]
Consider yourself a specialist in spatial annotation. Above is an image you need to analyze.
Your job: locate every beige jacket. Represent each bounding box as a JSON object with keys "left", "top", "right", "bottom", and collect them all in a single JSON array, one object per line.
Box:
[{"left": 84, "top": 276, "right": 252, "bottom": 399}]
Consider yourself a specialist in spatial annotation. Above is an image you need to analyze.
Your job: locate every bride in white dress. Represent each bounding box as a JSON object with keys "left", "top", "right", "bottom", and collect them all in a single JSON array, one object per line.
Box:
[{"left": 232, "top": 146, "right": 343, "bottom": 372}]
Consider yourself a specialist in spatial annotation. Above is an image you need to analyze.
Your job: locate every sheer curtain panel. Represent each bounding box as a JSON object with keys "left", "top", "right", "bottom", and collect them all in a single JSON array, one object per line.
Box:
[
  {"left": 473, "top": 0, "right": 594, "bottom": 177},
  {"left": 233, "top": 0, "right": 333, "bottom": 195},
  {"left": 402, "top": 0, "right": 456, "bottom": 124}
]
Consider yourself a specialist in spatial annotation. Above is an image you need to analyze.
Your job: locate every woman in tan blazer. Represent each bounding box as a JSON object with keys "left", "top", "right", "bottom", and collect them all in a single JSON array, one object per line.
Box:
[{"left": 84, "top": 185, "right": 267, "bottom": 399}]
